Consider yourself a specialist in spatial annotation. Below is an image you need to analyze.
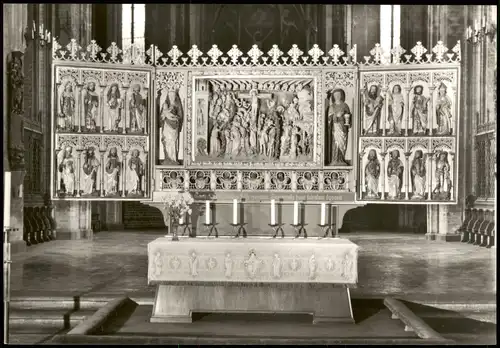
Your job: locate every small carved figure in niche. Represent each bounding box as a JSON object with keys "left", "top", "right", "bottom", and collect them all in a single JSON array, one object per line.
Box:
[
  {"left": 285, "top": 96, "right": 301, "bottom": 121},
  {"left": 81, "top": 147, "right": 100, "bottom": 195},
  {"left": 239, "top": 120, "right": 251, "bottom": 157},
  {"left": 209, "top": 121, "right": 222, "bottom": 157},
  {"left": 224, "top": 253, "right": 233, "bottom": 278},
  {"left": 197, "top": 138, "right": 208, "bottom": 157},
  {"left": 435, "top": 83, "right": 453, "bottom": 135},
  {"left": 433, "top": 151, "right": 452, "bottom": 200},
  {"left": 249, "top": 121, "right": 258, "bottom": 154},
  {"left": 230, "top": 121, "right": 242, "bottom": 157},
  {"left": 267, "top": 120, "right": 277, "bottom": 159},
  {"left": 290, "top": 126, "right": 301, "bottom": 160},
  {"left": 387, "top": 150, "right": 404, "bottom": 199},
  {"left": 9, "top": 53, "right": 24, "bottom": 115},
  {"left": 305, "top": 131, "right": 314, "bottom": 156},
  {"left": 308, "top": 254, "right": 317, "bottom": 279},
  {"left": 130, "top": 84, "right": 146, "bottom": 133},
  {"left": 327, "top": 88, "right": 351, "bottom": 166},
  {"left": 365, "top": 149, "right": 380, "bottom": 198},
  {"left": 272, "top": 253, "right": 282, "bottom": 279},
  {"left": 106, "top": 83, "right": 122, "bottom": 132},
  {"left": 58, "top": 146, "right": 75, "bottom": 196},
  {"left": 105, "top": 147, "right": 121, "bottom": 196},
  {"left": 411, "top": 150, "right": 427, "bottom": 199},
  {"left": 249, "top": 82, "right": 261, "bottom": 125},
  {"left": 280, "top": 121, "right": 293, "bottom": 157},
  {"left": 387, "top": 84, "right": 405, "bottom": 136},
  {"left": 128, "top": 149, "right": 144, "bottom": 195},
  {"left": 196, "top": 99, "right": 205, "bottom": 130},
  {"left": 259, "top": 120, "right": 270, "bottom": 156},
  {"left": 363, "top": 84, "right": 384, "bottom": 135},
  {"left": 411, "top": 85, "right": 429, "bottom": 135},
  {"left": 194, "top": 171, "right": 208, "bottom": 190},
  {"left": 247, "top": 172, "right": 262, "bottom": 190},
  {"left": 58, "top": 82, "right": 76, "bottom": 131},
  {"left": 83, "top": 82, "right": 99, "bottom": 131},
  {"left": 160, "top": 90, "right": 183, "bottom": 164}
]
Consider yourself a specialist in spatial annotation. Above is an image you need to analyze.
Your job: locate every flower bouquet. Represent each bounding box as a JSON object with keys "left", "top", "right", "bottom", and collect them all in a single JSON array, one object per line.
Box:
[{"left": 161, "top": 191, "right": 194, "bottom": 241}]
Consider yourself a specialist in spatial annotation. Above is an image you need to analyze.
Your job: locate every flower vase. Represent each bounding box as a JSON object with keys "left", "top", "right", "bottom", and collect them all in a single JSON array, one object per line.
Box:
[{"left": 170, "top": 213, "right": 179, "bottom": 241}]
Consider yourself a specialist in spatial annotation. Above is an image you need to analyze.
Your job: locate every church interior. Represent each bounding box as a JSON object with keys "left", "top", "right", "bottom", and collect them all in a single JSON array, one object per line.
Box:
[{"left": 2, "top": 3, "right": 497, "bottom": 345}]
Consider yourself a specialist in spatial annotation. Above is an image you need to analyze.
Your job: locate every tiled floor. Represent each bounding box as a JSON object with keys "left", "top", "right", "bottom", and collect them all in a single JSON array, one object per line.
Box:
[{"left": 10, "top": 231, "right": 496, "bottom": 304}]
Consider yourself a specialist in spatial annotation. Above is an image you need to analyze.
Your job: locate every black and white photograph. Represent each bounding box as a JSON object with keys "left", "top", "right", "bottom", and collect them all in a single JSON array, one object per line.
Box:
[{"left": 3, "top": 3, "right": 497, "bottom": 345}]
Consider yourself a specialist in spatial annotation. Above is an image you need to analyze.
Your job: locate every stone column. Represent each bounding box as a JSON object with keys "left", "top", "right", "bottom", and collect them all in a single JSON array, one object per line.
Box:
[
  {"left": 104, "top": 202, "right": 124, "bottom": 230},
  {"left": 77, "top": 84, "right": 83, "bottom": 132},
  {"left": 122, "top": 87, "right": 128, "bottom": 134},
  {"left": 404, "top": 87, "right": 411, "bottom": 136},
  {"left": 3, "top": 4, "right": 28, "bottom": 253},
  {"left": 75, "top": 147, "right": 82, "bottom": 197},
  {"left": 382, "top": 87, "right": 388, "bottom": 136},
  {"left": 404, "top": 152, "right": 411, "bottom": 200},
  {"left": 428, "top": 86, "right": 435, "bottom": 135},
  {"left": 358, "top": 152, "right": 364, "bottom": 199},
  {"left": 55, "top": 200, "right": 92, "bottom": 240},
  {"left": 435, "top": 204, "right": 462, "bottom": 242},
  {"left": 122, "top": 150, "right": 128, "bottom": 197},
  {"left": 99, "top": 149, "right": 105, "bottom": 197},
  {"left": 427, "top": 152, "right": 434, "bottom": 201},
  {"left": 380, "top": 152, "right": 386, "bottom": 200}
]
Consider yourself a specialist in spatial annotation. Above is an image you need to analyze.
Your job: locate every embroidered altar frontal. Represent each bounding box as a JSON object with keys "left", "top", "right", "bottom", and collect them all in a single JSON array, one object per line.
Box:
[{"left": 148, "top": 237, "right": 359, "bottom": 285}]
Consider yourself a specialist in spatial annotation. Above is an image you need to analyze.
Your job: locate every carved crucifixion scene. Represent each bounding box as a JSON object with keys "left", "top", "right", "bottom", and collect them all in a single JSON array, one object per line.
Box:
[{"left": 192, "top": 77, "right": 316, "bottom": 165}]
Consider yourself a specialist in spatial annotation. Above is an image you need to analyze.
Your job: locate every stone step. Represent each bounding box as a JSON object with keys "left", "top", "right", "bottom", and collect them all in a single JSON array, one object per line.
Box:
[
  {"left": 10, "top": 297, "right": 108, "bottom": 311},
  {"left": 9, "top": 309, "right": 95, "bottom": 329}
]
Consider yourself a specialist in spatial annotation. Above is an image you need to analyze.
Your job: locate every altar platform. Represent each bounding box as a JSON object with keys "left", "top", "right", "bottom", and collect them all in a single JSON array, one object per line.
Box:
[{"left": 148, "top": 236, "right": 358, "bottom": 323}]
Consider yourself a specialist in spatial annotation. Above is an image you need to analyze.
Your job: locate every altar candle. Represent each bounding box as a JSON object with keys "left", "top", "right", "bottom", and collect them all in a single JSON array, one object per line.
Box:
[
  {"left": 205, "top": 201, "right": 211, "bottom": 225},
  {"left": 320, "top": 203, "right": 326, "bottom": 226},
  {"left": 232, "top": 199, "right": 238, "bottom": 225},
  {"left": 474, "top": 19, "right": 479, "bottom": 31},
  {"left": 179, "top": 214, "right": 184, "bottom": 225},
  {"left": 4, "top": 172, "right": 11, "bottom": 228},
  {"left": 270, "top": 199, "right": 276, "bottom": 225},
  {"left": 293, "top": 201, "right": 299, "bottom": 225}
]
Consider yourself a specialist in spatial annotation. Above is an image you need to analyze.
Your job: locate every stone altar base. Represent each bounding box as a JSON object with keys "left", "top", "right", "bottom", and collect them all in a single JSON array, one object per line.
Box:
[
  {"left": 148, "top": 237, "right": 359, "bottom": 324},
  {"left": 150, "top": 283, "right": 354, "bottom": 324}
]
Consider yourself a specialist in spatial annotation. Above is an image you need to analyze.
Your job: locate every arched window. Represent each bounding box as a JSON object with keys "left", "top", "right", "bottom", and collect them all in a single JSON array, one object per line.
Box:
[
  {"left": 380, "top": 5, "right": 401, "bottom": 61},
  {"left": 122, "top": 4, "right": 145, "bottom": 49}
]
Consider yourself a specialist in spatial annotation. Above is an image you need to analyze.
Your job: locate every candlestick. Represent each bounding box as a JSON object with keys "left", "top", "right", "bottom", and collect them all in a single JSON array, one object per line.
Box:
[
  {"left": 320, "top": 203, "right": 326, "bottom": 226},
  {"left": 230, "top": 222, "right": 247, "bottom": 238},
  {"left": 271, "top": 199, "right": 276, "bottom": 225},
  {"left": 203, "top": 222, "right": 219, "bottom": 238},
  {"left": 291, "top": 223, "right": 308, "bottom": 239},
  {"left": 205, "top": 201, "right": 211, "bottom": 225},
  {"left": 269, "top": 223, "right": 285, "bottom": 238},
  {"left": 293, "top": 201, "right": 299, "bottom": 225},
  {"left": 4, "top": 172, "right": 11, "bottom": 227},
  {"left": 233, "top": 199, "right": 238, "bottom": 225}
]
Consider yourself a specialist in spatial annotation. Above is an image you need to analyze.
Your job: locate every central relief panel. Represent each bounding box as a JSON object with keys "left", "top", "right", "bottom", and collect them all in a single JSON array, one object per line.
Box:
[{"left": 186, "top": 70, "right": 322, "bottom": 168}]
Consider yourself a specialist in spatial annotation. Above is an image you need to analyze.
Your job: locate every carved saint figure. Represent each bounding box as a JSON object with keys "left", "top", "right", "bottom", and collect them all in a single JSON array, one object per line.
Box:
[
  {"left": 82, "top": 147, "right": 100, "bottom": 195},
  {"left": 435, "top": 83, "right": 453, "bottom": 135},
  {"left": 327, "top": 88, "right": 351, "bottom": 165},
  {"left": 128, "top": 149, "right": 144, "bottom": 194},
  {"left": 209, "top": 121, "right": 222, "bottom": 156},
  {"left": 160, "top": 90, "right": 183, "bottom": 164},
  {"left": 363, "top": 84, "right": 384, "bottom": 135},
  {"left": 230, "top": 122, "right": 242, "bottom": 156},
  {"left": 272, "top": 254, "right": 282, "bottom": 279},
  {"left": 224, "top": 253, "right": 233, "bottom": 278},
  {"left": 83, "top": 82, "right": 99, "bottom": 131},
  {"left": 290, "top": 126, "right": 300, "bottom": 160},
  {"left": 365, "top": 149, "right": 380, "bottom": 198},
  {"left": 58, "top": 82, "right": 76, "bottom": 131},
  {"left": 411, "top": 150, "right": 426, "bottom": 199},
  {"left": 387, "top": 150, "right": 404, "bottom": 199},
  {"left": 280, "top": 121, "right": 293, "bottom": 157},
  {"left": 249, "top": 83, "right": 260, "bottom": 126},
  {"left": 433, "top": 151, "right": 452, "bottom": 199},
  {"left": 387, "top": 84, "right": 404, "bottom": 135},
  {"left": 411, "top": 85, "right": 429, "bottom": 135},
  {"left": 106, "top": 83, "right": 122, "bottom": 132},
  {"left": 129, "top": 84, "right": 146, "bottom": 133},
  {"left": 105, "top": 147, "right": 121, "bottom": 196},
  {"left": 10, "top": 53, "right": 24, "bottom": 115},
  {"left": 58, "top": 146, "right": 75, "bottom": 196}
]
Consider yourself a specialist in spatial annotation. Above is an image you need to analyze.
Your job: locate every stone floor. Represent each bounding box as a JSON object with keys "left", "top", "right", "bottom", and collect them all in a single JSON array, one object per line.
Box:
[{"left": 10, "top": 231, "right": 496, "bottom": 305}]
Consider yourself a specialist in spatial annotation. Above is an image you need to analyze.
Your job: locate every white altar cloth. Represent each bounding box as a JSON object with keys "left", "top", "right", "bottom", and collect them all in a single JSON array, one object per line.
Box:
[{"left": 148, "top": 237, "right": 358, "bottom": 285}]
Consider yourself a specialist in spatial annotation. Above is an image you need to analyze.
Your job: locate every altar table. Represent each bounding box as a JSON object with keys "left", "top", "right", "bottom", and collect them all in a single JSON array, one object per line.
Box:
[{"left": 148, "top": 237, "right": 359, "bottom": 324}]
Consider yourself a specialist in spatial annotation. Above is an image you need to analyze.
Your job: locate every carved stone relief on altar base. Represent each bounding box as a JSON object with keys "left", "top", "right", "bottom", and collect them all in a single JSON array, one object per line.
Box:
[
  {"left": 323, "top": 70, "right": 357, "bottom": 167},
  {"left": 155, "top": 70, "right": 187, "bottom": 165},
  {"left": 54, "top": 66, "right": 151, "bottom": 135},
  {"left": 359, "top": 69, "right": 458, "bottom": 138},
  {"left": 187, "top": 72, "right": 322, "bottom": 168},
  {"left": 161, "top": 170, "right": 186, "bottom": 191}
]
